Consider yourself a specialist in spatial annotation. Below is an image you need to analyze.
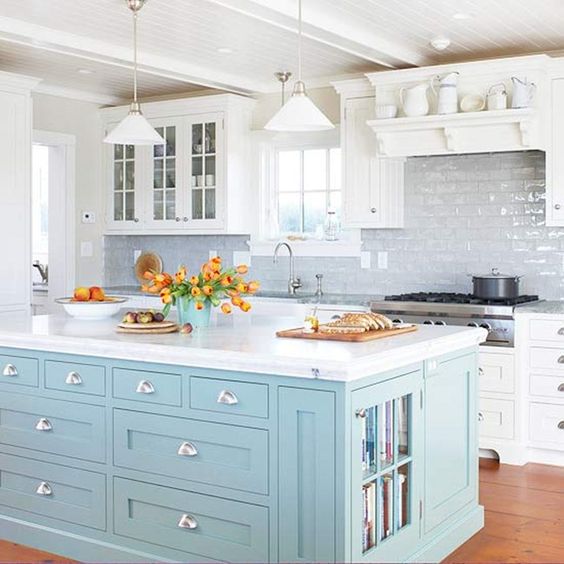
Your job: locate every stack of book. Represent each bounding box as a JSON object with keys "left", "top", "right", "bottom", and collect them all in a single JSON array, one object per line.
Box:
[{"left": 362, "top": 482, "right": 376, "bottom": 552}]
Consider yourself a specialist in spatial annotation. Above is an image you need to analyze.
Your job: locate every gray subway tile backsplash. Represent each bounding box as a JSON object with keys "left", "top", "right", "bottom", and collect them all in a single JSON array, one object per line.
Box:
[{"left": 104, "top": 150, "right": 564, "bottom": 300}]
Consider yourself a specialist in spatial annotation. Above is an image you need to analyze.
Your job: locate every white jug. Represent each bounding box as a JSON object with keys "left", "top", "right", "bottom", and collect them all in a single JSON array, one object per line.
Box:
[
  {"left": 399, "top": 82, "right": 430, "bottom": 117},
  {"left": 487, "top": 83, "right": 507, "bottom": 111},
  {"left": 511, "top": 77, "right": 536, "bottom": 109},
  {"left": 432, "top": 71, "right": 459, "bottom": 114}
]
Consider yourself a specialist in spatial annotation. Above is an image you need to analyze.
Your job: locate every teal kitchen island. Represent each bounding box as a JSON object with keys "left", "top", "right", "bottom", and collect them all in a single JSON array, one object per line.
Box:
[{"left": 0, "top": 313, "right": 486, "bottom": 563}]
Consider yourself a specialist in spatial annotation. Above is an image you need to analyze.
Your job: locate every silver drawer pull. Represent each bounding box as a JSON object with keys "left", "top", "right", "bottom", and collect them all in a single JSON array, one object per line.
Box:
[
  {"left": 177, "top": 441, "right": 198, "bottom": 457},
  {"left": 35, "top": 481, "right": 52, "bottom": 496},
  {"left": 478, "top": 367, "right": 484, "bottom": 376},
  {"left": 558, "top": 356, "right": 564, "bottom": 364},
  {"left": 355, "top": 408, "right": 367, "bottom": 419},
  {"left": 2, "top": 364, "right": 18, "bottom": 377},
  {"left": 65, "top": 371, "right": 82, "bottom": 385},
  {"left": 558, "top": 384, "right": 564, "bottom": 392},
  {"left": 478, "top": 411, "right": 484, "bottom": 422},
  {"left": 136, "top": 380, "right": 155, "bottom": 394},
  {"left": 35, "top": 418, "right": 52, "bottom": 431},
  {"left": 558, "top": 328, "right": 564, "bottom": 336},
  {"left": 217, "top": 389, "right": 238, "bottom": 405},
  {"left": 178, "top": 513, "right": 198, "bottom": 530},
  {"left": 558, "top": 421, "right": 564, "bottom": 430}
]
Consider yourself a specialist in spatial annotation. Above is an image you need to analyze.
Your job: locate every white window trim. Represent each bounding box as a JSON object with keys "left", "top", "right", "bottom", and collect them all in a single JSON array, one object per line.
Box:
[{"left": 249, "top": 127, "right": 363, "bottom": 258}]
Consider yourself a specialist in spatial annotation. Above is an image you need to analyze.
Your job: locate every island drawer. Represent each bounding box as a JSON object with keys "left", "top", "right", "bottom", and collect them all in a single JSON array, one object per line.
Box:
[
  {"left": 530, "top": 402, "right": 564, "bottom": 449},
  {"left": 530, "top": 373, "right": 564, "bottom": 399},
  {"left": 112, "top": 368, "right": 182, "bottom": 407},
  {"left": 189, "top": 376, "right": 268, "bottom": 419},
  {"left": 114, "top": 477, "right": 269, "bottom": 563},
  {"left": 113, "top": 409, "right": 268, "bottom": 494},
  {"left": 45, "top": 360, "right": 105, "bottom": 397},
  {"left": 530, "top": 347, "right": 564, "bottom": 371},
  {"left": 529, "top": 319, "right": 564, "bottom": 343},
  {"left": 0, "top": 353, "right": 38, "bottom": 388},
  {"left": 0, "top": 392, "right": 106, "bottom": 462},
  {"left": 478, "top": 352, "right": 514, "bottom": 394},
  {"left": 478, "top": 397, "right": 514, "bottom": 439},
  {"left": 0, "top": 453, "right": 106, "bottom": 530}
]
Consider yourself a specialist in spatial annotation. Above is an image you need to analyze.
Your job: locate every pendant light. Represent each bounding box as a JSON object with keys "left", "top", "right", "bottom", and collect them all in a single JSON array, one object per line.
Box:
[
  {"left": 104, "top": 0, "right": 164, "bottom": 145},
  {"left": 265, "top": 0, "right": 334, "bottom": 132}
]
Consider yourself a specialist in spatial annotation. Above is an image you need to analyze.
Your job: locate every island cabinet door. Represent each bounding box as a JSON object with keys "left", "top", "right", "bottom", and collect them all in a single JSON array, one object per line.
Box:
[
  {"left": 424, "top": 352, "right": 478, "bottom": 535},
  {"left": 350, "top": 369, "right": 423, "bottom": 563},
  {"left": 278, "top": 387, "right": 336, "bottom": 563}
]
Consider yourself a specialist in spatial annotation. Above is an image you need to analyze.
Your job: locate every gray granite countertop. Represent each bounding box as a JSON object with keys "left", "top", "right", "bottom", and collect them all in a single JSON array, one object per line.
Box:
[
  {"left": 515, "top": 300, "right": 564, "bottom": 315},
  {"left": 105, "top": 286, "right": 380, "bottom": 307}
]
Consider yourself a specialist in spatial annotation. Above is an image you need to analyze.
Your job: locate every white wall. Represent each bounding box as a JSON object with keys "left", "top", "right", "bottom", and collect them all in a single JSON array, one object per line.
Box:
[{"left": 32, "top": 93, "right": 104, "bottom": 286}]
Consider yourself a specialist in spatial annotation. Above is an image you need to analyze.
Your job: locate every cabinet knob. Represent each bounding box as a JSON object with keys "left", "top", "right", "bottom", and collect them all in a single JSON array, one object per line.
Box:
[
  {"left": 556, "top": 204, "right": 562, "bottom": 210},
  {"left": 178, "top": 514, "right": 198, "bottom": 530},
  {"left": 478, "top": 411, "right": 484, "bottom": 422},
  {"left": 35, "top": 418, "right": 53, "bottom": 432},
  {"left": 370, "top": 207, "right": 377, "bottom": 214},
  {"left": 177, "top": 441, "right": 198, "bottom": 457},
  {"left": 355, "top": 408, "right": 367, "bottom": 419},
  {"left": 217, "top": 389, "right": 238, "bottom": 405},
  {"left": 558, "top": 421, "right": 564, "bottom": 430},
  {"left": 2, "top": 364, "right": 17, "bottom": 377},
  {"left": 183, "top": 217, "right": 189, "bottom": 222},
  {"left": 175, "top": 217, "right": 181, "bottom": 222},
  {"left": 65, "top": 371, "right": 82, "bottom": 385},
  {"left": 35, "top": 481, "right": 53, "bottom": 496},
  {"left": 136, "top": 380, "right": 155, "bottom": 394}
]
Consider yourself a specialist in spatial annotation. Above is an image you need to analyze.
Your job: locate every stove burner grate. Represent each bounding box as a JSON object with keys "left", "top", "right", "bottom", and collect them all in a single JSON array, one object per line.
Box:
[{"left": 384, "top": 292, "right": 539, "bottom": 306}]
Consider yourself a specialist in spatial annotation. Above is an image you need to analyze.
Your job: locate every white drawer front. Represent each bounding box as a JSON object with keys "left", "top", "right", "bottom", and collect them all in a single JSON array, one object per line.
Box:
[
  {"left": 530, "top": 347, "right": 564, "bottom": 371},
  {"left": 530, "top": 374, "right": 564, "bottom": 400},
  {"left": 530, "top": 319, "right": 564, "bottom": 343},
  {"left": 479, "top": 398, "right": 514, "bottom": 439},
  {"left": 479, "top": 352, "right": 514, "bottom": 394},
  {"left": 529, "top": 402, "right": 564, "bottom": 449}
]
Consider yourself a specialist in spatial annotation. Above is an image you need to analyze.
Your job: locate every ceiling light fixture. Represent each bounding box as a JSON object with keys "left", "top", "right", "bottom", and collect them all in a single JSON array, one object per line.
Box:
[
  {"left": 430, "top": 36, "right": 451, "bottom": 51},
  {"left": 264, "top": 0, "right": 333, "bottom": 131},
  {"left": 274, "top": 71, "right": 292, "bottom": 107},
  {"left": 104, "top": 0, "right": 164, "bottom": 146}
]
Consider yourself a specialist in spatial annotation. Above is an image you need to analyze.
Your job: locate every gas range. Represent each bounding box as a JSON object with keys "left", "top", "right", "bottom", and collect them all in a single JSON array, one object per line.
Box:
[{"left": 371, "top": 293, "right": 542, "bottom": 347}]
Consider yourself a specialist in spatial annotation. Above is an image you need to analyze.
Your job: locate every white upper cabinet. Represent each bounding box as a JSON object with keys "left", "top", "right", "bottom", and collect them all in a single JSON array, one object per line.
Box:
[
  {"left": 547, "top": 74, "right": 564, "bottom": 226},
  {"left": 333, "top": 79, "right": 404, "bottom": 229},
  {"left": 102, "top": 95, "right": 254, "bottom": 234}
]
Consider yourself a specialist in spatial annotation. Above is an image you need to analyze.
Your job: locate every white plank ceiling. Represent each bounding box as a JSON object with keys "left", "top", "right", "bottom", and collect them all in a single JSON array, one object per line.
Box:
[{"left": 0, "top": 0, "right": 564, "bottom": 104}]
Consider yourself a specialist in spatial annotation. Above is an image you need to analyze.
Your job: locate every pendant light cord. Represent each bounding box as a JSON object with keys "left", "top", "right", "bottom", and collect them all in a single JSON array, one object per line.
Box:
[
  {"left": 298, "top": 0, "right": 302, "bottom": 82},
  {"left": 133, "top": 8, "right": 138, "bottom": 104}
]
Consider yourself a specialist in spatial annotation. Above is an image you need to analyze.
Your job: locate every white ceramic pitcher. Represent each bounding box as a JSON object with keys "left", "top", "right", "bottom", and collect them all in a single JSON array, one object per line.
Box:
[
  {"left": 399, "top": 82, "right": 430, "bottom": 117},
  {"left": 511, "top": 77, "right": 536, "bottom": 108},
  {"left": 432, "top": 71, "right": 459, "bottom": 114}
]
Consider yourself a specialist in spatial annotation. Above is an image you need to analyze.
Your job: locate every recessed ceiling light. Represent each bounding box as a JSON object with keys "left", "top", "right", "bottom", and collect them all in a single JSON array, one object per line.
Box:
[
  {"left": 77, "top": 68, "right": 94, "bottom": 75},
  {"left": 430, "top": 36, "right": 451, "bottom": 51},
  {"left": 217, "top": 47, "right": 233, "bottom": 54},
  {"left": 452, "top": 12, "right": 472, "bottom": 20}
]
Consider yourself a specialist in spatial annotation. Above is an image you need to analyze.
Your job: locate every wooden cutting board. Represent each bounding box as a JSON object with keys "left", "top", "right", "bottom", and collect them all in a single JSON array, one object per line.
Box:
[
  {"left": 116, "top": 321, "right": 179, "bottom": 334},
  {"left": 276, "top": 324, "right": 417, "bottom": 342}
]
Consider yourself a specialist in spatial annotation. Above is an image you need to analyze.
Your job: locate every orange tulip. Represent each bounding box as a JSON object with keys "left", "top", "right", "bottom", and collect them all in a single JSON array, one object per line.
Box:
[
  {"left": 240, "top": 301, "right": 251, "bottom": 313},
  {"left": 231, "top": 296, "right": 243, "bottom": 307},
  {"left": 160, "top": 287, "right": 171, "bottom": 296},
  {"left": 203, "top": 285, "right": 213, "bottom": 296},
  {"left": 247, "top": 281, "right": 260, "bottom": 294},
  {"left": 227, "top": 289, "right": 239, "bottom": 297},
  {"left": 147, "top": 285, "right": 161, "bottom": 294},
  {"left": 204, "top": 271, "right": 213, "bottom": 281},
  {"left": 236, "top": 264, "right": 248, "bottom": 275},
  {"left": 210, "top": 261, "right": 222, "bottom": 273},
  {"left": 236, "top": 282, "right": 247, "bottom": 293},
  {"left": 191, "top": 287, "right": 201, "bottom": 297},
  {"left": 195, "top": 301, "right": 204, "bottom": 311},
  {"left": 210, "top": 256, "right": 222, "bottom": 265},
  {"left": 161, "top": 293, "right": 172, "bottom": 304},
  {"left": 220, "top": 275, "right": 233, "bottom": 287},
  {"left": 221, "top": 303, "right": 232, "bottom": 315},
  {"left": 175, "top": 267, "right": 187, "bottom": 284}
]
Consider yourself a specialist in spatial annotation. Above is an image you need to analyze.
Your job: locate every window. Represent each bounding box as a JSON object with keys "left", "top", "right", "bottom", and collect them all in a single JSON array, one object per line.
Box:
[{"left": 276, "top": 147, "right": 341, "bottom": 236}]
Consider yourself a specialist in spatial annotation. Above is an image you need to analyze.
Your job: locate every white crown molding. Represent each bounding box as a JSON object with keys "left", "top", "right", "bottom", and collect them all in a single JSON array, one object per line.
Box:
[{"left": 33, "top": 83, "right": 122, "bottom": 106}]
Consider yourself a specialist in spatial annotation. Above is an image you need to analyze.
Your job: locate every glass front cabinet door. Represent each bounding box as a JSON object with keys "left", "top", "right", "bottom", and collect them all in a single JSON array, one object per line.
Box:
[
  {"left": 351, "top": 368, "right": 423, "bottom": 562},
  {"left": 187, "top": 113, "right": 224, "bottom": 229}
]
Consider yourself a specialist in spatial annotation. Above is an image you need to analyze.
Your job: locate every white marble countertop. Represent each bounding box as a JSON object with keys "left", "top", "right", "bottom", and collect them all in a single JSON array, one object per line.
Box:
[
  {"left": 0, "top": 312, "right": 486, "bottom": 381},
  {"left": 514, "top": 300, "right": 564, "bottom": 316}
]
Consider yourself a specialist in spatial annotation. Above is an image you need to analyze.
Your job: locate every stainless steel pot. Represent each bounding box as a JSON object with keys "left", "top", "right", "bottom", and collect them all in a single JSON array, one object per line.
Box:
[{"left": 472, "top": 268, "right": 523, "bottom": 300}]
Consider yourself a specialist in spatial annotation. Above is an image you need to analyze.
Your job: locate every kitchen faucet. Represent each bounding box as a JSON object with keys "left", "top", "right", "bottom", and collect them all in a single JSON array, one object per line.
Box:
[
  {"left": 33, "top": 260, "right": 48, "bottom": 284},
  {"left": 273, "top": 242, "right": 302, "bottom": 295}
]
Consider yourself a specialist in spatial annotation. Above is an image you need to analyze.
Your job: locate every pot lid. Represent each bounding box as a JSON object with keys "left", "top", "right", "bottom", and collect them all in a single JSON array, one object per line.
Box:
[{"left": 473, "top": 268, "right": 522, "bottom": 279}]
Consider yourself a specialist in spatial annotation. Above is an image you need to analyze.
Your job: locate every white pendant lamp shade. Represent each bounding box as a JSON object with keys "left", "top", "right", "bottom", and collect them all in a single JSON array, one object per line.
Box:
[
  {"left": 104, "top": 0, "right": 164, "bottom": 146},
  {"left": 104, "top": 106, "right": 165, "bottom": 145},
  {"left": 265, "top": 81, "right": 334, "bottom": 131}
]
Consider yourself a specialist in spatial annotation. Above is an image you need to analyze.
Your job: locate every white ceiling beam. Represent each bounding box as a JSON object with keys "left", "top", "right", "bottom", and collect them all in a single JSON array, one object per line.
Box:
[
  {"left": 206, "top": 0, "right": 426, "bottom": 69},
  {"left": 0, "top": 16, "right": 265, "bottom": 95}
]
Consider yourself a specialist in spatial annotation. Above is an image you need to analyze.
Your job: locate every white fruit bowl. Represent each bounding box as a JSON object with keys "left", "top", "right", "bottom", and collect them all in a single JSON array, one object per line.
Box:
[{"left": 55, "top": 297, "right": 128, "bottom": 319}]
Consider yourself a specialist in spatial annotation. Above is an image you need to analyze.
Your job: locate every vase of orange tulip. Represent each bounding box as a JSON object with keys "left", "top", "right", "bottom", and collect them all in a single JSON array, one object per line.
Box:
[{"left": 142, "top": 256, "right": 259, "bottom": 328}]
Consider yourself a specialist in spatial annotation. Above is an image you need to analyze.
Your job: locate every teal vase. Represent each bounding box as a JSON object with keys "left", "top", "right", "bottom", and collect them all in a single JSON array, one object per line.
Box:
[{"left": 176, "top": 297, "right": 212, "bottom": 328}]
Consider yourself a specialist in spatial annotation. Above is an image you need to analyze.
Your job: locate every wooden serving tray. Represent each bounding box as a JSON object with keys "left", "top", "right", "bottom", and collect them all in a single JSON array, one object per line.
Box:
[
  {"left": 276, "top": 324, "right": 417, "bottom": 342},
  {"left": 116, "top": 321, "right": 179, "bottom": 334}
]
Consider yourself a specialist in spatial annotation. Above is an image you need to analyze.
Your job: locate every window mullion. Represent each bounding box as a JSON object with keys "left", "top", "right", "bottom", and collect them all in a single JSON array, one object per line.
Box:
[{"left": 300, "top": 150, "right": 305, "bottom": 233}]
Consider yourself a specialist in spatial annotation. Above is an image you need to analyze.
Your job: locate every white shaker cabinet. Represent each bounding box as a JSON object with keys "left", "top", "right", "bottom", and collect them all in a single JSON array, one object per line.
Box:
[
  {"left": 0, "top": 71, "right": 40, "bottom": 313},
  {"left": 333, "top": 79, "right": 404, "bottom": 228},
  {"left": 547, "top": 78, "right": 564, "bottom": 226},
  {"left": 102, "top": 94, "right": 254, "bottom": 234}
]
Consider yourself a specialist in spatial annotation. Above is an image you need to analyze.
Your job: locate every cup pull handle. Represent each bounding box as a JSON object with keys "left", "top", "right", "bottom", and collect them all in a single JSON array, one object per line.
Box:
[
  {"left": 35, "top": 482, "right": 53, "bottom": 496},
  {"left": 558, "top": 384, "right": 564, "bottom": 392},
  {"left": 558, "top": 421, "right": 564, "bottom": 430},
  {"left": 558, "top": 328, "right": 564, "bottom": 336},
  {"left": 217, "top": 389, "right": 238, "bottom": 405},
  {"left": 2, "top": 364, "right": 17, "bottom": 377},
  {"left": 35, "top": 418, "right": 53, "bottom": 431},
  {"left": 178, "top": 514, "right": 198, "bottom": 529},
  {"left": 177, "top": 441, "right": 198, "bottom": 457},
  {"left": 558, "top": 356, "right": 564, "bottom": 364},
  {"left": 478, "top": 412, "right": 484, "bottom": 422},
  {"left": 136, "top": 380, "right": 155, "bottom": 394},
  {"left": 65, "top": 371, "right": 82, "bottom": 385}
]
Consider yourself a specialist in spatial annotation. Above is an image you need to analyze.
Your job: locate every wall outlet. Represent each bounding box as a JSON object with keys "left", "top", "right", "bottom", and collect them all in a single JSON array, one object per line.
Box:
[
  {"left": 81, "top": 211, "right": 95, "bottom": 224},
  {"left": 233, "top": 251, "right": 251, "bottom": 267},
  {"left": 377, "top": 251, "right": 388, "bottom": 269},
  {"left": 80, "top": 241, "right": 93, "bottom": 258},
  {"left": 134, "top": 250, "right": 142, "bottom": 262},
  {"left": 360, "top": 251, "right": 371, "bottom": 269}
]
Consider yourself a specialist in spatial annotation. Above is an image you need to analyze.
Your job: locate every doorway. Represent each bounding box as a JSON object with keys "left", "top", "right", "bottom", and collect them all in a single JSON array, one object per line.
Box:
[{"left": 31, "top": 131, "right": 76, "bottom": 314}]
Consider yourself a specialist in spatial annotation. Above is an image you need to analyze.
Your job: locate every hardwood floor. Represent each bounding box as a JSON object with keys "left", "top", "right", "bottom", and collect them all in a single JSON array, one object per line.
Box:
[{"left": 1, "top": 458, "right": 563, "bottom": 563}]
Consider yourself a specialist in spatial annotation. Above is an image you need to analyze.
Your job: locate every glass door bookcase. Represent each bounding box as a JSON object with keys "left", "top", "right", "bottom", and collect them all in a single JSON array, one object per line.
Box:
[{"left": 351, "top": 369, "right": 422, "bottom": 562}]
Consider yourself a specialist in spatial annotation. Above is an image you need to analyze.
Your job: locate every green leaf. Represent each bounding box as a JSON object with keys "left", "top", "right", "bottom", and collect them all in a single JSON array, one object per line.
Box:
[{"left": 162, "top": 302, "right": 171, "bottom": 318}]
